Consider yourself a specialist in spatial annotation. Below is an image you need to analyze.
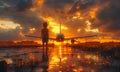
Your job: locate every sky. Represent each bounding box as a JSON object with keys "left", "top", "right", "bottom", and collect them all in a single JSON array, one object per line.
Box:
[{"left": 0, "top": 0, "right": 120, "bottom": 41}]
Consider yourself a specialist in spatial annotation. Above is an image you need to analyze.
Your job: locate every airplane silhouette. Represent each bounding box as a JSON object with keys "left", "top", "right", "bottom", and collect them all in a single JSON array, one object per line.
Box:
[{"left": 25, "top": 23, "right": 97, "bottom": 42}]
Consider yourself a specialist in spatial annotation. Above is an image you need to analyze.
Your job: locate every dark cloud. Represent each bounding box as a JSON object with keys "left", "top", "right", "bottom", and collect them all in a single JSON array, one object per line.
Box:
[
  {"left": 1, "top": 0, "right": 32, "bottom": 11},
  {"left": 0, "top": 11, "right": 42, "bottom": 33},
  {"left": 16, "top": 0, "right": 33, "bottom": 11},
  {"left": 97, "top": 0, "right": 120, "bottom": 36},
  {"left": 44, "top": 0, "right": 74, "bottom": 8},
  {"left": 0, "top": 0, "right": 43, "bottom": 32},
  {"left": 39, "top": 0, "right": 74, "bottom": 18},
  {"left": 0, "top": 0, "right": 44, "bottom": 40},
  {"left": 0, "top": 28, "right": 22, "bottom": 40},
  {"left": 69, "top": 0, "right": 95, "bottom": 13}
]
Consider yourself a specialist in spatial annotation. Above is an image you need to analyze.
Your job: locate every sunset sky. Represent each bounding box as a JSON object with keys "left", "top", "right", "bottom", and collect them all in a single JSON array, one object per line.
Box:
[{"left": 0, "top": 0, "right": 120, "bottom": 41}]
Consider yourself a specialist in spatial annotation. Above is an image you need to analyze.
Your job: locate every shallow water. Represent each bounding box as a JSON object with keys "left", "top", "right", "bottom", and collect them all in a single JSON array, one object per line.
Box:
[{"left": 0, "top": 46, "right": 119, "bottom": 72}]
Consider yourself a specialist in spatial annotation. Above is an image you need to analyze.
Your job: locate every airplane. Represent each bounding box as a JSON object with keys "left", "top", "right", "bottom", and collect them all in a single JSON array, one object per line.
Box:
[{"left": 25, "top": 23, "right": 98, "bottom": 43}]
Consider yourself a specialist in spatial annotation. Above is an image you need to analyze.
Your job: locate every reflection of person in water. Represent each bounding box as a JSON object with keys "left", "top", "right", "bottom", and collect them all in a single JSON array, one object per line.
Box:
[
  {"left": 0, "top": 60, "right": 7, "bottom": 72},
  {"left": 41, "top": 22, "right": 49, "bottom": 56}
]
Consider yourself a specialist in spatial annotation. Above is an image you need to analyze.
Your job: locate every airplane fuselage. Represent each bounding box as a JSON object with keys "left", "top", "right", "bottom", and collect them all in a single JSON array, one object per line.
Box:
[{"left": 56, "top": 33, "right": 64, "bottom": 42}]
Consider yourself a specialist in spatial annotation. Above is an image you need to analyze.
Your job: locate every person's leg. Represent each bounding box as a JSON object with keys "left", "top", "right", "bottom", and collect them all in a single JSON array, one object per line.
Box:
[
  {"left": 42, "top": 42, "right": 45, "bottom": 54},
  {"left": 45, "top": 42, "right": 49, "bottom": 61},
  {"left": 42, "top": 42, "right": 46, "bottom": 61},
  {"left": 46, "top": 42, "right": 48, "bottom": 56}
]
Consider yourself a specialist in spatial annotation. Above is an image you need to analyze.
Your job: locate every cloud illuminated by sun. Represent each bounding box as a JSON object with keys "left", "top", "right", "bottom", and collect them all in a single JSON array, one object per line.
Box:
[
  {"left": 42, "top": 17, "right": 68, "bottom": 34},
  {"left": 85, "top": 20, "right": 99, "bottom": 33},
  {"left": 0, "top": 20, "right": 21, "bottom": 29}
]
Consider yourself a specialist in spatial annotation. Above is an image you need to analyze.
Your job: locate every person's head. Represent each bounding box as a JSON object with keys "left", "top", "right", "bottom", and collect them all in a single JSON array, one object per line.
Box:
[{"left": 43, "top": 22, "right": 48, "bottom": 28}]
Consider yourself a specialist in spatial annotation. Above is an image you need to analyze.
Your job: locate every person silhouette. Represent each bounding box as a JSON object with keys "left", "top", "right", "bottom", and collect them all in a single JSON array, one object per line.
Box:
[{"left": 41, "top": 22, "right": 49, "bottom": 59}]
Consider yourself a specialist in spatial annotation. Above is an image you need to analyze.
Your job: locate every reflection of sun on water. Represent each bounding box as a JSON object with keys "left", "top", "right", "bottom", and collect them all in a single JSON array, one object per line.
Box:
[
  {"left": 48, "top": 45, "right": 103, "bottom": 72},
  {"left": 54, "top": 41, "right": 62, "bottom": 46},
  {"left": 49, "top": 45, "right": 70, "bottom": 71},
  {"left": 59, "top": 46, "right": 62, "bottom": 58}
]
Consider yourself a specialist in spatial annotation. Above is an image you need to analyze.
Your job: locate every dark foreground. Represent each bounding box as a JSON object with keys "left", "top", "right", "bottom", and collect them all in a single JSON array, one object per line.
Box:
[{"left": 0, "top": 44, "right": 120, "bottom": 72}]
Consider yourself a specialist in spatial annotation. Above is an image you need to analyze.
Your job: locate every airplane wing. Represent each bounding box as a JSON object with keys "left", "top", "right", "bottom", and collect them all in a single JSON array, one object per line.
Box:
[
  {"left": 64, "top": 34, "right": 98, "bottom": 40},
  {"left": 24, "top": 35, "right": 56, "bottom": 40},
  {"left": 24, "top": 35, "right": 41, "bottom": 38}
]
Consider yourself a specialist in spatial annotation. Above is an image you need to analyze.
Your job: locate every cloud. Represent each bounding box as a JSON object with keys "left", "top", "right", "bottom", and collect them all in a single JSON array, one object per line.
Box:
[
  {"left": 0, "top": 27, "right": 22, "bottom": 40},
  {"left": 16, "top": 0, "right": 33, "bottom": 11},
  {"left": 69, "top": 0, "right": 96, "bottom": 13},
  {"left": 97, "top": 0, "right": 120, "bottom": 36},
  {"left": 0, "top": 0, "right": 43, "bottom": 32},
  {"left": 44, "top": 0, "right": 73, "bottom": 8},
  {"left": 0, "top": 0, "right": 43, "bottom": 40},
  {"left": 0, "top": 0, "right": 120, "bottom": 40}
]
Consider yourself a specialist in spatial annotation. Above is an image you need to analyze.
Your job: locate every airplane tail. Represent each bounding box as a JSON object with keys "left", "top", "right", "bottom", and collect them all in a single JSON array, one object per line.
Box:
[{"left": 60, "top": 21, "right": 62, "bottom": 34}]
